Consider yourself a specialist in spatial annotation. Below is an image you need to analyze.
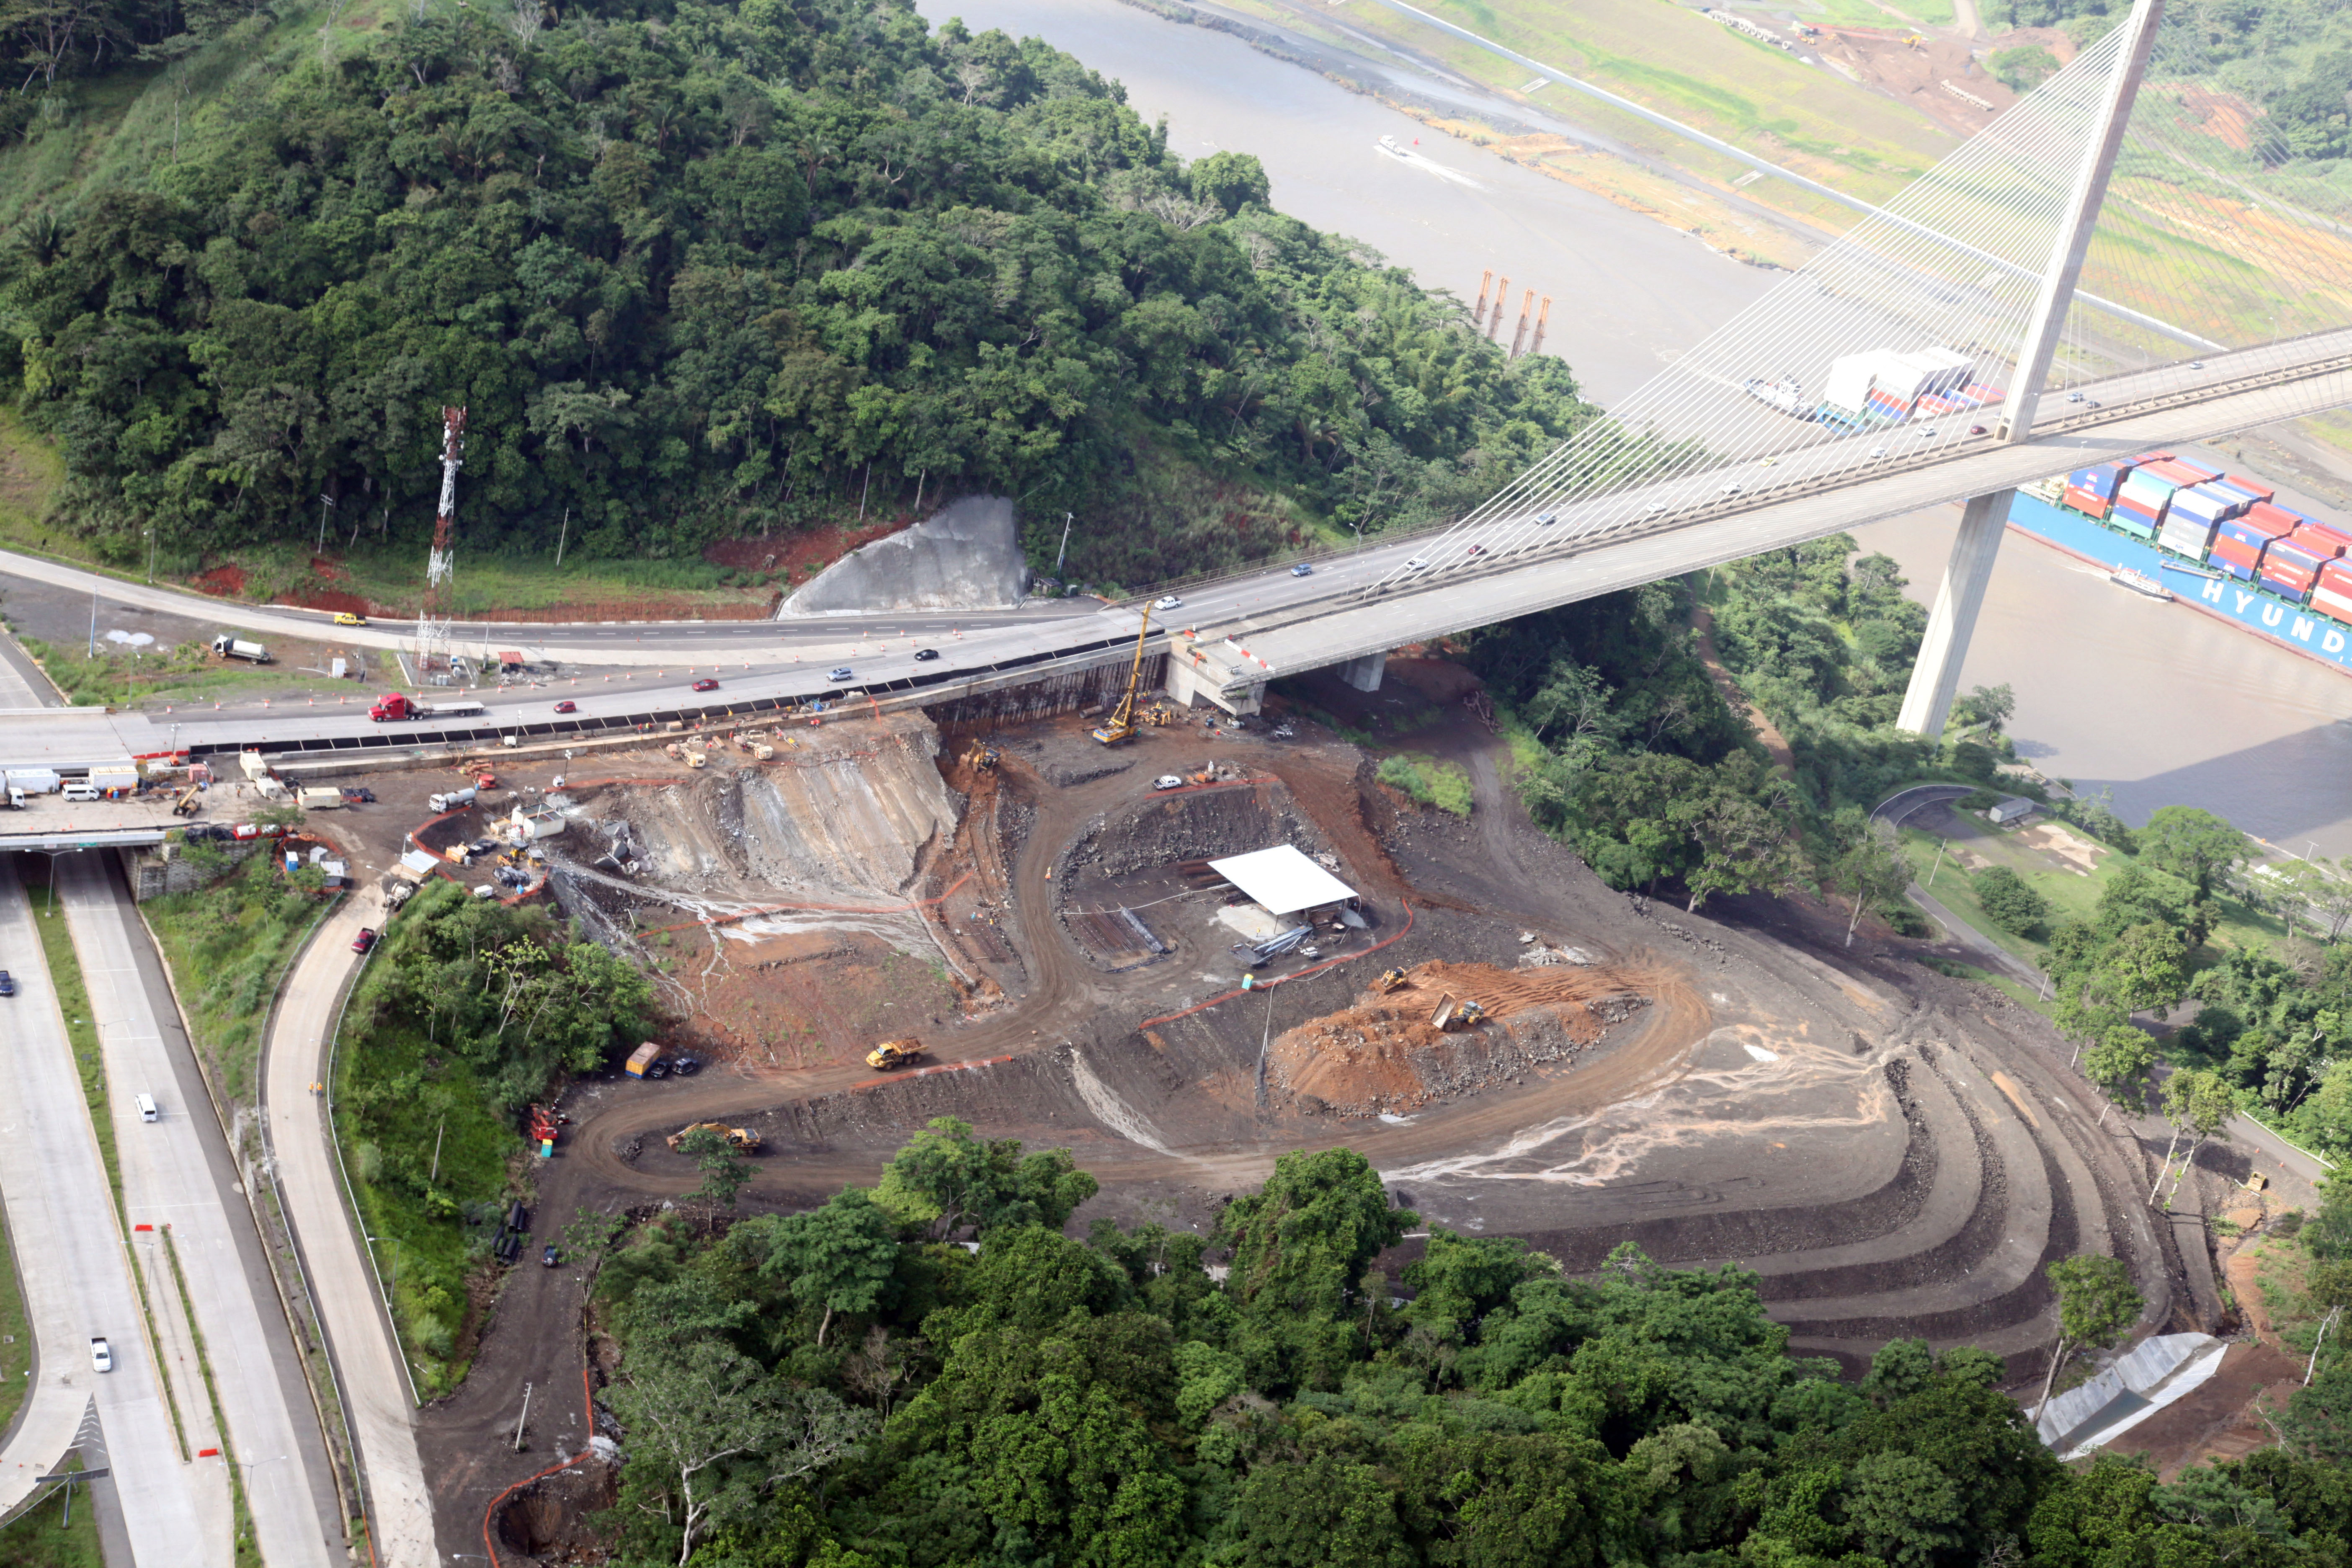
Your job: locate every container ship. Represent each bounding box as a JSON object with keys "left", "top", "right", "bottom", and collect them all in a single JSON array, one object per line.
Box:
[{"left": 2005, "top": 454, "right": 2352, "bottom": 673}]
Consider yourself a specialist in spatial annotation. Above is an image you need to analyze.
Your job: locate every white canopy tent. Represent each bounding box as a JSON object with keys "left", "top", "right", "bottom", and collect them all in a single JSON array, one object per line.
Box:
[{"left": 1207, "top": 846, "right": 1357, "bottom": 916}]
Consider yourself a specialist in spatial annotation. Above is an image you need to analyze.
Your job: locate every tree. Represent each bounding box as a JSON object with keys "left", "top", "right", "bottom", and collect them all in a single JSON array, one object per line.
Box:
[
  {"left": 2138, "top": 806, "right": 2247, "bottom": 897},
  {"left": 1219, "top": 1147, "right": 1414, "bottom": 1392},
  {"left": 1190, "top": 150, "right": 1271, "bottom": 216},
  {"left": 676, "top": 1127, "right": 755, "bottom": 1212},
  {"left": 2080, "top": 1024, "right": 2155, "bottom": 1120},
  {"left": 2155, "top": 1068, "right": 2236, "bottom": 1206},
  {"left": 2036, "top": 1255, "right": 2142, "bottom": 1422},
  {"left": 734, "top": 1189, "right": 901, "bottom": 1347},
  {"left": 1954, "top": 683, "right": 2016, "bottom": 733},
  {"left": 606, "top": 1337, "right": 874, "bottom": 1566},
  {"left": 1837, "top": 822, "right": 1916, "bottom": 946},
  {"left": 873, "top": 1117, "right": 1097, "bottom": 1240},
  {"left": 1974, "top": 866, "right": 2049, "bottom": 936}
]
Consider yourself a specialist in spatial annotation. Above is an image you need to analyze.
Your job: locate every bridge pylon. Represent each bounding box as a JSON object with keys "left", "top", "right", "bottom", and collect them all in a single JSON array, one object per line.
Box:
[{"left": 1898, "top": 0, "right": 2161, "bottom": 741}]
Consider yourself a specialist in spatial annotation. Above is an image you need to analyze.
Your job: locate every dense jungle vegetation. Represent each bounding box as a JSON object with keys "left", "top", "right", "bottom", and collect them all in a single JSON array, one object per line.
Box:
[
  {"left": 582, "top": 1122, "right": 2352, "bottom": 1568},
  {"left": 0, "top": 0, "right": 1587, "bottom": 586}
]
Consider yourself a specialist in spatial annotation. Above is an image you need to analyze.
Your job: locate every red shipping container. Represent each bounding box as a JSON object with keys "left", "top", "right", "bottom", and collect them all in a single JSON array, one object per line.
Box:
[
  {"left": 2313, "top": 583, "right": 2352, "bottom": 624},
  {"left": 2262, "top": 562, "right": 2318, "bottom": 596},
  {"left": 2243, "top": 502, "right": 2300, "bottom": 537},
  {"left": 2223, "top": 473, "right": 2276, "bottom": 503},
  {"left": 2322, "top": 557, "right": 2352, "bottom": 588},
  {"left": 2064, "top": 488, "right": 2110, "bottom": 518},
  {"left": 2210, "top": 533, "right": 2266, "bottom": 570},
  {"left": 2133, "top": 450, "right": 2176, "bottom": 465},
  {"left": 2293, "top": 524, "right": 2352, "bottom": 558},
  {"left": 2146, "top": 460, "right": 2217, "bottom": 486}
]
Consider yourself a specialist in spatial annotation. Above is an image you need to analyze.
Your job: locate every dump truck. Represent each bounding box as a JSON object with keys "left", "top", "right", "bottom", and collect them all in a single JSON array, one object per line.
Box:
[
  {"left": 1429, "top": 994, "right": 1488, "bottom": 1031},
  {"left": 665, "top": 1122, "right": 764, "bottom": 1153},
  {"left": 865, "top": 1039, "right": 922, "bottom": 1071},
  {"left": 369, "top": 692, "right": 487, "bottom": 722},
  {"left": 210, "top": 634, "right": 272, "bottom": 663},
  {"left": 298, "top": 786, "right": 346, "bottom": 810},
  {"left": 626, "top": 1042, "right": 671, "bottom": 1079}
]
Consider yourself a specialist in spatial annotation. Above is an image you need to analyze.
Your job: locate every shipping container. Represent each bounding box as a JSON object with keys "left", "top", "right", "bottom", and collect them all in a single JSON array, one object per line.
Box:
[
  {"left": 2160, "top": 517, "right": 2217, "bottom": 557},
  {"left": 2295, "top": 523, "right": 2352, "bottom": 558},
  {"left": 2064, "top": 487, "right": 2112, "bottom": 519},
  {"left": 2209, "top": 533, "right": 2266, "bottom": 580},
  {"left": 2261, "top": 562, "right": 2319, "bottom": 599}
]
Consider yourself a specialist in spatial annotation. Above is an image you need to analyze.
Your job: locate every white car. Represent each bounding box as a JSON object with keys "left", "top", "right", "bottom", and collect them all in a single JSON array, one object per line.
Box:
[
  {"left": 1869, "top": 447, "right": 1887, "bottom": 459},
  {"left": 1404, "top": 557, "right": 1429, "bottom": 570},
  {"left": 2190, "top": 360, "right": 2205, "bottom": 369},
  {"left": 1918, "top": 427, "right": 1938, "bottom": 438},
  {"left": 1153, "top": 595, "right": 1183, "bottom": 610},
  {"left": 1645, "top": 501, "right": 1669, "bottom": 514},
  {"left": 90, "top": 1337, "right": 112, "bottom": 1373},
  {"left": 1153, "top": 775, "right": 1184, "bottom": 790},
  {"left": 1720, "top": 482, "right": 1743, "bottom": 495},
  {"left": 1535, "top": 512, "right": 1558, "bottom": 526}
]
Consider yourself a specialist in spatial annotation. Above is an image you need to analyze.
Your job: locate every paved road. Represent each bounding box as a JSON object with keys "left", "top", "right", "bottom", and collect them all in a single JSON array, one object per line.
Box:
[
  {"left": 263, "top": 893, "right": 437, "bottom": 1568},
  {"left": 0, "top": 861, "right": 208, "bottom": 1562},
  {"left": 57, "top": 851, "right": 344, "bottom": 1566}
]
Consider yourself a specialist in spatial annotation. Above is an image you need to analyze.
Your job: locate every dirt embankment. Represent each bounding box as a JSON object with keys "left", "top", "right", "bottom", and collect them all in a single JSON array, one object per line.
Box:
[{"left": 1270, "top": 959, "right": 1652, "bottom": 1117}]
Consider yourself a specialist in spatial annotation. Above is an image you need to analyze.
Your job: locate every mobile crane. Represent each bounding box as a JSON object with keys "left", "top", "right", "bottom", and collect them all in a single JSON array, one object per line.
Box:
[{"left": 1090, "top": 605, "right": 1156, "bottom": 747}]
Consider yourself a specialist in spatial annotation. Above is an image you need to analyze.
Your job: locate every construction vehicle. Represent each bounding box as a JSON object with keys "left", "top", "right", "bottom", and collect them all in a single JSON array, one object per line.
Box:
[
  {"left": 428, "top": 785, "right": 478, "bottom": 814},
  {"left": 1429, "top": 993, "right": 1488, "bottom": 1030},
  {"left": 1089, "top": 605, "right": 1156, "bottom": 746},
  {"left": 171, "top": 786, "right": 202, "bottom": 816},
  {"left": 959, "top": 738, "right": 1001, "bottom": 772},
  {"left": 666, "top": 1121, "right": 764, "bottom": 1153},
  {"left": 370, "top": 692, "right": 486, "bottom": 722},
  {"left": 210, "top": 635, "right": 273, "bottom": 664},
  {"left": 750, "top": 741, "right": 775, "bottom": 761},
  {"left": 1375, "top": 967, "right": 1410, "bottom": 993},
  {"left": 526, "top": 1103, "right": 568, "bottom": 1150},
  {"left": 683, "top": 747, "right": 707, "bottom": 769},
  {"left": 865, "top": 1039, "right": 922, "bottom": 1071}
]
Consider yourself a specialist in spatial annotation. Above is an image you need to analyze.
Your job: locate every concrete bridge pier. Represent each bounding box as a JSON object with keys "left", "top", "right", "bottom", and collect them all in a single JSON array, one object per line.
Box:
[
  {"left": 1895, "top": 487, "right": 2014, "bottom": 741},
  {"left": 1338, "top": 650, "right": 1388, "bottom": 692},
  {"left": 1164, "top": 654, "right": 1265, "bottom": 716}
]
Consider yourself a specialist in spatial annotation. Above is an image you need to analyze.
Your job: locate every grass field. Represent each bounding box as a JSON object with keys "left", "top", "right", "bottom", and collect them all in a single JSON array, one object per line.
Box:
[
  {"left": 0, "top": 1457, "right": 105, "bottom": 1568},
  {"left": 142, "top": 858, "right": 336, "bottom": 1108},
  {"left": 0, "top": 1204, "right": 27, "bottom": 1439},
  {"left": 1898, "top": 812, "right": 2293, "bottom": 977}
]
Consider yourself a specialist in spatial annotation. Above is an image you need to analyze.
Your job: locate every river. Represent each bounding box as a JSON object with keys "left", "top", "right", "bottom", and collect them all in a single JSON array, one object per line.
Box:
[{"left": 920, "top": 0, "right": 2352, "bottom": 856}]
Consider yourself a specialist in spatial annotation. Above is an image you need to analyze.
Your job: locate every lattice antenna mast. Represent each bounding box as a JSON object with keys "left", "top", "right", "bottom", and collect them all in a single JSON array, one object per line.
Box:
[{"left": 418, "top": 405, "right": 467, "bottom": 674}]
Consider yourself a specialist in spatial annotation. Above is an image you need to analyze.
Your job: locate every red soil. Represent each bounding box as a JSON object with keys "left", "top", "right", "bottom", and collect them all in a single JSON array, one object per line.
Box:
[
  {"left": 703, "top": 519, "right": 911, "bottom": 581},
  {"left": 191, "top": 564, "right": 248, "bottom": 597}
]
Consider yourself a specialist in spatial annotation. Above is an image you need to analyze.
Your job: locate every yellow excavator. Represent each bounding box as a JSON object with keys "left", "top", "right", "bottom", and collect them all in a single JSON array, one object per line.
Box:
[
  {"left": 665, "top": 1122, "right": 764, "bottom": 1152},
  {"left": 1090, "top": 605, "right": 1156, "bottom": 746}
]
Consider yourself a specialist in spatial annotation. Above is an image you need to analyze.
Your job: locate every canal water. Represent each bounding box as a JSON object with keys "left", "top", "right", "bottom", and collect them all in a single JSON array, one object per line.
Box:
[{"left": 921, "top": 0, "right": 2352, "bottom": 854}]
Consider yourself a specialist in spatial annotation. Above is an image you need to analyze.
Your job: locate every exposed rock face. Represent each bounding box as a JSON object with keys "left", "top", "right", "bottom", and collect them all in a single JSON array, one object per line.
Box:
[{"left": 780, "top": 495, "right": 1029, "bottom": 614}]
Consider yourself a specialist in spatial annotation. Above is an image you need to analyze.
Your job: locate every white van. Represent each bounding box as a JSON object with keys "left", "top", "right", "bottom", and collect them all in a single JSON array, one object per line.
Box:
[
  {"left": 62, "top": 781, "right": 100, "bottom": 802},
  {"left": 135, "top": 1094, "right": 158, "bottom": 1122}
]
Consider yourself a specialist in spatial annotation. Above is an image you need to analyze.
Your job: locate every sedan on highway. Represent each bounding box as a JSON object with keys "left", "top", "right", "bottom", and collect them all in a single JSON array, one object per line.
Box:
[
  {"left": 914, "top": 648, "right": 940, "bottom": 661},
  {"left": 1290, "top": 563, "right": 1313, "bottom": 577},
  {"left": 352, "top": 928, "right": 378, "bottom": 954},
  {"left": 90, "top": 1338, "right": 112, "bottom": 1373},
  {"left": 692, "top": 678, "right": 720, "bottom": 692},
  {"left": 1405, "top": 557, "right": 1429, "bottom": 570},
  {"left": 333, "top": 612, "right": 368, "bottom": 626},
  {"left": 554, "top": 699, "right": 577, "bottom": 713},
  {"left": 1153, "top": 595, "right": 1183, "bottom": 610},
  {"left": 0, "top": 969, "right": 12, "bottom": 997},
  {"left": 826, "top": 667, "right": 854, "bottom": 682}
]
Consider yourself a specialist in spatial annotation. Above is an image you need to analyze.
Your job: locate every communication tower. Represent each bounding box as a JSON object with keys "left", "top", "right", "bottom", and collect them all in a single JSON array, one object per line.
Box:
[{"left": 415, "top": 406, "right": 467, "bottom": 676}]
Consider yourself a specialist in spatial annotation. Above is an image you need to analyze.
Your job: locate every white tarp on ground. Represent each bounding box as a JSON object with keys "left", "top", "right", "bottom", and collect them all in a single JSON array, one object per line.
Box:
[
  {"left": 2035, "top": 1332, "right": 2228, "bottom": 1459},
  {"left": 1208, "top": 845, "right": 1357, "bottom": 916}
]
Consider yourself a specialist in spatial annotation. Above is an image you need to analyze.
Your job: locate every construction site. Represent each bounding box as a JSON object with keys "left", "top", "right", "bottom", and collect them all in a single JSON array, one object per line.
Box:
[{"left": 227, "top": 632, "right": 2277, "bottom": 1564}]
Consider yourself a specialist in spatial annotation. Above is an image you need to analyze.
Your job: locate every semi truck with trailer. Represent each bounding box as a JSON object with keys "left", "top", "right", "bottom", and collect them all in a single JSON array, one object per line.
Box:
[{"left": 369, "top": 692, "right": 487, "bottom": 722}]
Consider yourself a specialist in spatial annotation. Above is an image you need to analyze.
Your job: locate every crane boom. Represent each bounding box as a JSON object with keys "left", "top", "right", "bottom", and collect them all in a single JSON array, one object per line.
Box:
[{"left": 1090, "top": 606, "right": 1156, "bottom": 746}]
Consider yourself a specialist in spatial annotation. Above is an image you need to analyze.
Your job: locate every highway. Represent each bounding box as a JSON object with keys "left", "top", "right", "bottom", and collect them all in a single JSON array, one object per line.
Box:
[
  {"left": 0, "top": 861, "right": 209, "bottom": 1561},
  {"left": 0, "top": 330, "right": 2346, "bottom": 763},
  {"left": 56, "top": 852, "right": 342, "bottom": 1566},
  {"left": 262, "top": 894, "right": 438, "bottom": 1568}
]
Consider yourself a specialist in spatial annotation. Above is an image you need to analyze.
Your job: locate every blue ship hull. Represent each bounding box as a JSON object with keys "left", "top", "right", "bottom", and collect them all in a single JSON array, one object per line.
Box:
[{"left": 2004, "top": 492, "right": 2352, "bottom": 675}]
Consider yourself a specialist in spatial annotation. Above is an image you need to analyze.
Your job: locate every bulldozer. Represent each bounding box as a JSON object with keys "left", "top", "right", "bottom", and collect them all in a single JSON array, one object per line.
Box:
[
  {"left": 1089, "top": 605, "right": 1156, "bottom": 746},
  {"left": 866, "top": 1039, "right": 923, "bottom": 1071},
  {"left": 665, "top": 1122, "right": 764, "bottom": 1153},
  {"left": 1375, "top": 967, "right": 1410, "bottom": 994}
]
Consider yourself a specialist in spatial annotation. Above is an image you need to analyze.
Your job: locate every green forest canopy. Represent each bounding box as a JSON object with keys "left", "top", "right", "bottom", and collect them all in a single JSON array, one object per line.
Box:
[
  {"left": 587, "top": 1119, "right": 2352, "bottom": 1568},
  {"left": 0, "top": 0, "right": 1589, "bottom": 585}
]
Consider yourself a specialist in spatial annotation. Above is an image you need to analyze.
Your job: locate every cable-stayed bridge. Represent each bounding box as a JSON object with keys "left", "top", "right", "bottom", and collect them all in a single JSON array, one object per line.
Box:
[{"left": 1, "top": 0, "right": 2349, "bottom": 775}]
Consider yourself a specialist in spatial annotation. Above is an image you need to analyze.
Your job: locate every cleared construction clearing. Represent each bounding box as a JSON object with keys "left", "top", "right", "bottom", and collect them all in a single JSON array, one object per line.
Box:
[{"left": 1269, "top": 960, "right": 1652, "bottom": 1117}]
